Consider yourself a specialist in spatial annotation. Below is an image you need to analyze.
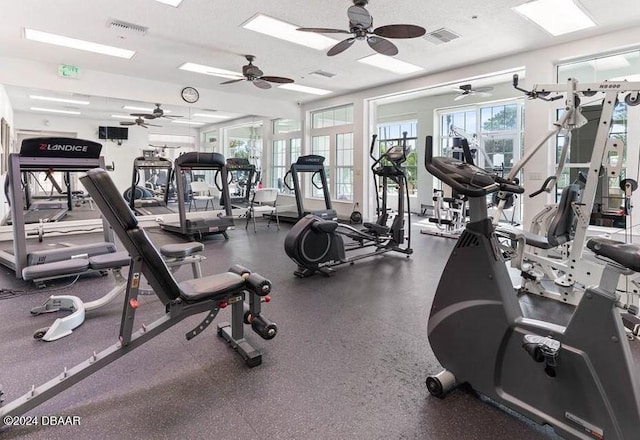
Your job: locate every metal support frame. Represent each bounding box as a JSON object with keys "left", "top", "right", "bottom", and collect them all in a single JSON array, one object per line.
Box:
[{"left": 495, "top": 79, "right": 640, "bottom": 305}]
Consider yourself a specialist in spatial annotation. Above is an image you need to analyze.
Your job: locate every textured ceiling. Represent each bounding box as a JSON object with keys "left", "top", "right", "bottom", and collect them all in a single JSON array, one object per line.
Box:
[{"left": 1, "top": 0, "right": 639, "bottom": 121}]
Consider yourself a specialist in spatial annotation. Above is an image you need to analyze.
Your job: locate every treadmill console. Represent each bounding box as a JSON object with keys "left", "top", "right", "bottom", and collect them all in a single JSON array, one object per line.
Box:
[{"left": 20, "top": 137, "right": 102, "bottom": 159}]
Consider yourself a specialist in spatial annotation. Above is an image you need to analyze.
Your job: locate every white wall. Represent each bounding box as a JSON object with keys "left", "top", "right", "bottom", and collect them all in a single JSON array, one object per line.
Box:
[
  {"left": 14, "top": 111, "right": 198, "bottom": 192},
  {"left": 0, "top": 84, "right": 15, "bottom": 220}
]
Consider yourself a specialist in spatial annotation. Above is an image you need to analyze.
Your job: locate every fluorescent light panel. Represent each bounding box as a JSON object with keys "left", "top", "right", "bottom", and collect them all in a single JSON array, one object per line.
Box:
[
  {"left": 242, "top": 14, "right": 337, "bottom": 50},
  {"left": 31, "top": 107, "right": 80, "bottom": 115},
  {"left": 193, "top": 113, "right": 231, "bottom": 119},
  {"left": 172, "top": 120, "right": 204, "bottom": 125},
  {"left": 24, "top": 28, "right": 135, "bottom": 59},
  {"left": 357, "top": 54, "right": 423, "bottom": 74},
  {"left": 30, "top": 95, "right": 90, "bottom": 105},
  {"left": 278, "top": 83, "right": 332, "bottom": 95},
  {"left": 513, "top": 0, "right": 596, "bottom": 36},
  {"left": 153, "top": 0, "right": 183, "bottom": 6},
  {"left": 178, "top": 62, "right": 241, "bottom": 79},
  {"left": 111, "top": 114, "right": 137, "bottom": 119}
]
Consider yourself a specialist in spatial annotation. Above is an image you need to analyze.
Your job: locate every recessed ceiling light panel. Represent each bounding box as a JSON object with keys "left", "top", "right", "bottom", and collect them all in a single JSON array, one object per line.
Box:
[
  {"left": 357, "top": 54, "right": 423, "bottom": 74},
  {"left": 30, "top": 95, "right": 90, "bottom": 105},
  {"left": 31, "top": 107, "right": 81, "bottom": 115},
  {"left": 24, "top": 28, "right": 135, "bottom": 59},
  {"left": 178, "top": 62, "right": 242, "bottom": 79},
  {"left": 242, "top": 14, "right": 337, "bottom": 50},
  {"left": 278, "top": 84, "right": 333, "bottom": 95},
  {"left": 513, "top": 0, "right": 596, "bottom": 36},
  {"left": 153, "top": 0, "right": 183, "bottom": 7},
  {"left": 172, "top": 120, "right": 205, "bottom": 125}
]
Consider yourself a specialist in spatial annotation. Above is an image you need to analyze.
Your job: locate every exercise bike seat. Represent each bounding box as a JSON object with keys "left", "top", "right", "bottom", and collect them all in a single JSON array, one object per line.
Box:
[
  {"left": 587, "top": 237, "right": 640, "bottom": 272},
  {"left": 311, "top": 219, "right": 339, "bottom": 233},
  {"left": 363, "top": 222, "right": 390, "bottom": 235}
]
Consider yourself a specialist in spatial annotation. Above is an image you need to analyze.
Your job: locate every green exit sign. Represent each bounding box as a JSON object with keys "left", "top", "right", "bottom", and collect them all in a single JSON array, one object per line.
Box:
[{"left": 58, "top": 64, "right": 80, "bottom": 78}]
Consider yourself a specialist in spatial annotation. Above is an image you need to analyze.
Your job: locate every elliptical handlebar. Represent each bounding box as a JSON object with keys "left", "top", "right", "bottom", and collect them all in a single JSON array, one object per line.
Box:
[
  {"left": 425, "top": 136, "right": 524, "bottom": 198},
  {"left": 283, "top": 170, "right": 293, "bottom": 191}
]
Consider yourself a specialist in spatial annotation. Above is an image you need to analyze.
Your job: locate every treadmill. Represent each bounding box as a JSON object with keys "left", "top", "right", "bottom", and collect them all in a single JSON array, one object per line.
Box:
[
  {"left": 2, "top": 178, "right": 68, "bottom": 225},
  {"left": 160, "top": 152, "right": 234, "bottom": 239},
  {"left": 128, "top": 156, "right": 174, "bottom": 216},
  {"left": 276, "top": 155, "right": 336, "bottom": 223},
  {"left": 224, "top": 157, "right": 256, "bottom": 209}
]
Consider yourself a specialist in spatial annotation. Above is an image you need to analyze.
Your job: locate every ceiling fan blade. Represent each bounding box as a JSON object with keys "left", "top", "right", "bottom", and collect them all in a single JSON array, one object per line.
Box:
[
  {"left": 297, "top": 27, "right": 351, "bottom": 34},
  {"left": 253, "top": 79, "right": 272, "bottom": 89},
  {"left": 474, "top": 91, "right": 493, "bottom": 98},
  {"left": 220, "top": 78, "right": 245, "bottom": 85},
  {"left": 453, "top": 94, "right": 468, "bottom": 101},
  {"left": 327, "top": 37, "right": 356, "bottom": 56},
  {"left": 261, "top": 75, "right": 294, "bottom": 84},
  {"left": 373, "top": 24, "right": 426, "bottom": 39},
  {"left": 161, "top": 114, "right": 184, "bottom": 118},
  {"left": 131, "top": 113, "right": 156, "bottom": 119},
  {"left": 120, "top": 121, "right": 136, "bottom": 125},
  {"left": 147, "top": 123, "right": 162, "bottom": 127},
  {"left": 347, "top": 5, "right": 372, "bottom": 28},
  {"left": 367, "top": 36, "right": 398, "bottom": 56},
  {"left": 473, "top": 86, "right": 494, "bottom": 93}
]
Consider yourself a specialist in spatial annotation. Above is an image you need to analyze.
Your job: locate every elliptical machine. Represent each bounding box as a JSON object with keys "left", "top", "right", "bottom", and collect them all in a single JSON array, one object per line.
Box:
[
  {"left": 284, "top": 133, "right": 413, "bottom": 278},
  {"left": 423, "top": 135, "right": 640, "bottom": 440}
]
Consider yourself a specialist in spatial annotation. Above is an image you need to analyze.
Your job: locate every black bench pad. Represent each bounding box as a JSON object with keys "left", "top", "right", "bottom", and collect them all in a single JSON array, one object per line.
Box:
[
  {"left": 179, "top": 272, "right": 245, "bottom": 302},
  {"left": 587, "top": 237, "right": 640, "bottom": 272},
  {"left": 88, "top": 251, "right": 131, "bottom": 270},
  {"left": 160, "top": 242, "right": 204, "bottom": 258},
  {"left": 22, "top": 258, "right": 90, "bottom": 280}
]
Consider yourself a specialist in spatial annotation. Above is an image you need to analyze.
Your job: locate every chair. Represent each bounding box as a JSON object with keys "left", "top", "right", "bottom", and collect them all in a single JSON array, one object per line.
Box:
[
  {"left": 189, "top": 180, "right": 216, "bottom": 211},
  {"left": 246, "top": 188, "right": 279, "bottom": 232}
]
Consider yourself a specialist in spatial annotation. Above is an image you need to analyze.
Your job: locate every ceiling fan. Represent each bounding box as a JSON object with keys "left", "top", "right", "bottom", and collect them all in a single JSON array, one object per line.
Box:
[
  {"left": 453, "top": 84, "right": 494, "bottom": 101},
  {"left": 220, "top": 55, "right": 294, "bottom": 89},
  {"left": 131, "top": 104, "right": 182, "bottom": 120},
  {"left": 297, "top": 0, "right": 426, "bottom": 56},
  {"left": 120, "top": 117, "right": 161, "bottom": 129}
]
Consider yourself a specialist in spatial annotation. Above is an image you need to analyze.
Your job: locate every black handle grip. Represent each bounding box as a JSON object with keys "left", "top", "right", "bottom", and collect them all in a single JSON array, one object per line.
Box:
[
  {"left": 369, "top": 134, "right": 378, "bottom": 159},
  {"left": 529, "top": 176, "right": 556, "bottom": 198},
  {"left": 283, "top": 170, "right": 293, "bottom": 191}
]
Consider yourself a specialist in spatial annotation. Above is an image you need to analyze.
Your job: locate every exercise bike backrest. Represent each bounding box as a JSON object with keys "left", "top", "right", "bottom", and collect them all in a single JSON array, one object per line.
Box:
[{"left": 424, "top": 136, "right": 524, "bottom": 199}]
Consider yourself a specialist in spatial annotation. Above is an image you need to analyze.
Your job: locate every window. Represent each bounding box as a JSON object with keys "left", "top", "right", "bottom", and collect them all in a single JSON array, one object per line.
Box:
[
  {"left": 312, "top": 105, "right": 354, "bottom": 129},
  {"left": 437, "top": 101, "right": 524, "bottom": 222},
  {"left": 270, "top": 119, "right": 301, "bottom": 192},
  {"left": 335, "top": 133, "right": 353, "bottom": 200},
  {"left": 377, "top": 121, "right": 418, "bottom": 196},
  {"left": 311, "top": 135, "right": 331, "bottom": 198},
  {"left": 309, "top": 105, "right": 355, "bottom": 201}
]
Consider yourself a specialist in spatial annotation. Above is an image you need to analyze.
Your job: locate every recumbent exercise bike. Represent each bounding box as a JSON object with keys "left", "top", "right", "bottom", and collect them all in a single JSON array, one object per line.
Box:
[{"left": 284, "top": 133, "right": 413, "bottom": 278}]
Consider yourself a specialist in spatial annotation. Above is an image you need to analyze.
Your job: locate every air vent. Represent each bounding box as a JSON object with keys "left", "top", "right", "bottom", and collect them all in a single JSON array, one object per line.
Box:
[
  {"left": 423, "top": 28, "right": 460, "bottom": 45},
  {"left": 310, "top": 70, "right": 336, "bottom": 78},
  {"left": 108, "top": 19, "right": 148, "bottom": 36}
]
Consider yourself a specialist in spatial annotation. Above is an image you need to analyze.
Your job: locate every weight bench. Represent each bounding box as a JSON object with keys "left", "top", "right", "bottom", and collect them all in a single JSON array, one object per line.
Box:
[
  {"left": 29, "top": 242, "right": 206, "bottom": 341},
  {"left": 0, "top": 168, "right": 278, "bottom": 423}
]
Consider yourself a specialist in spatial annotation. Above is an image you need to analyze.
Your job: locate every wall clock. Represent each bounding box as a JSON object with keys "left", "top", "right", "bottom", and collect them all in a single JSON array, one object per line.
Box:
[{"left": 181, "top": 86, "right": 199, "bottom": 103}]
